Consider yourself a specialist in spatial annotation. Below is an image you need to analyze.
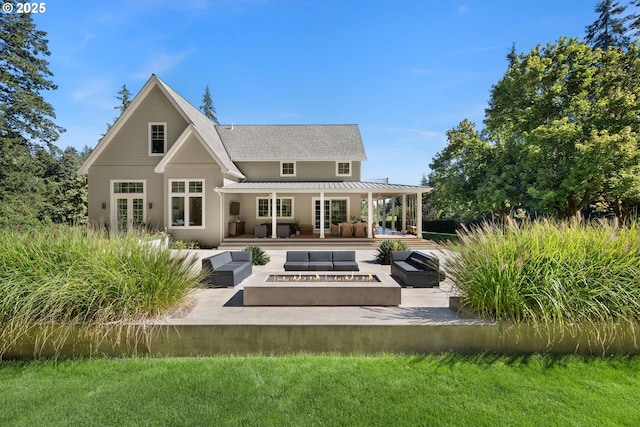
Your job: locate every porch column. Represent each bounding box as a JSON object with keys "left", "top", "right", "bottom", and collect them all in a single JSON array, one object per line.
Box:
[
  {"left": 416, "top": 192, "right": 423, "bottom": 239},
  {"left": 367, "top": 192, "right": 373, "bottom": 238},
  {"left": 401, "top": 194, "right": 407, "bottom": 234},
  {"left": 391, "top": 196, "right": 396, "bottom": 231},
  {"left": 271, "top": 192, "right": 277, "bottom": 238},
  {"left": 319, "top": 192, "right": 325, "bottom": 238}
]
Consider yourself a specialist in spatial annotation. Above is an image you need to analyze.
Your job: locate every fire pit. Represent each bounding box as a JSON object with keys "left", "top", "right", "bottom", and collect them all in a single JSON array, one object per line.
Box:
[
  {"left": 243, "top": 273, "right": 400, "bottom": 306},
  {"left": 267, "top": 274, "right": 380, "bottom": 283}
]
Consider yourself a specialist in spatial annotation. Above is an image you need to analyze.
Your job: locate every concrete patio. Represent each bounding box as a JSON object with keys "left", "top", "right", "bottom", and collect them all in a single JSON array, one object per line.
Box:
[{"left": 161, "top": 249, "right": 465, "bottom": 325}]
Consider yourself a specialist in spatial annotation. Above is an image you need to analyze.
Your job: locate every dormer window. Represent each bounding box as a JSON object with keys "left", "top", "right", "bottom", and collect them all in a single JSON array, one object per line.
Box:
[
  {"left": 280, "top": 161, "right": 296, "bottom": 177},
  {"left": 149, "top": 122, "right": 167, "bottom": 156},
  {"left": 336, "top": 161, "right": 351, "bottom": 177}
]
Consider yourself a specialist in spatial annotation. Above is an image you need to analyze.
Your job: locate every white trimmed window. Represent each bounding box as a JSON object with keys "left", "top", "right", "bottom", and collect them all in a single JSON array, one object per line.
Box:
[
  {"left": 336, "top": 161, "right": 352, "bottom": 177},
  {"left": 149, "top": 122, "right": 167, "bottom": 155},
  {"left": 170, "top": 179, "right": 204, "bottom": 228},
  {"left": 256, "top": 197, "right": 294, "bottom": 218},
  {"left": 280, "top": 161, "right": 296, "bottom": 177}
]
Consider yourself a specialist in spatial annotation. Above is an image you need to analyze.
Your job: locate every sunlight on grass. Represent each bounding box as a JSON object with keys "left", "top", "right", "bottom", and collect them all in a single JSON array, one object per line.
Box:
[{"left": 1, "top": 354, "right": 639, "bottom": 426}]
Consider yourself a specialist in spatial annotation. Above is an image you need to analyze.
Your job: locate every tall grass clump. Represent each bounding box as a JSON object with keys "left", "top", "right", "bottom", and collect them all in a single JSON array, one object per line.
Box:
[
  {"left": 0, "top": 225, "right": 202, "bottom": 357},
  {"left": 445, "top": 220, "right": 640, "bottom": 344}
]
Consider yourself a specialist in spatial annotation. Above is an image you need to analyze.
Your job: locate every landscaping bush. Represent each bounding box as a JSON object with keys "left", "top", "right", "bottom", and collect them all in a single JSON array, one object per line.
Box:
[
  {"left": 445, "top": 220, "right": 640, "bottom": 333},
  {"left": 244, "top": 245, "right": 270, "bottom": 265},
  {"left": 376, "top": 239, "right": 408, "bottom": 265},
  {"left": 0, "top": 225, "right": 202, "bottom": 357}
]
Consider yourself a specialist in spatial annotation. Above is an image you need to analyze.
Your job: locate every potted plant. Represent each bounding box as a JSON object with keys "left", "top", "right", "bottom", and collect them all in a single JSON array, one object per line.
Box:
[{"left": 294, "top": 219, "right": 301, "bottom": 235}]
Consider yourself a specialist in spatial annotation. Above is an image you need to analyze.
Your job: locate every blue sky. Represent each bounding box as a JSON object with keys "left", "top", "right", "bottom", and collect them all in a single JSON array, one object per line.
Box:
[{"left": 34, "top": 0, "right": 594, "bottom": 184}]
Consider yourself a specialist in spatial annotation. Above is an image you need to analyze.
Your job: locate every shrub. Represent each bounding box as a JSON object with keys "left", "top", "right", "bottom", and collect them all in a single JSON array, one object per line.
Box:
[
  {"left": 445, "top": 220, "right": 640, "bottom": 336},
  {"left": 376, "top": 239, "right": 408, "bottom": 265},
  {"left": 0, "top": 225, "right": 202, "bottom": 357},
  {"left": 172, "top": 240, "right": 200, "bottom": 249},
  {"left": 244, "top": 245, "right": 270, "bottom": 266}
]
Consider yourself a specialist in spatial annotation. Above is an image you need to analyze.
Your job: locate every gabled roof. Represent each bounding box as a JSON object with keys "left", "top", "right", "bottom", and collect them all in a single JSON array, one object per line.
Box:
[
  {"left": 78, "top": 75, "right": 243, "bottom": 178},
  {"left": 215, "top": 124, "right": 367, "bottom": 161}
]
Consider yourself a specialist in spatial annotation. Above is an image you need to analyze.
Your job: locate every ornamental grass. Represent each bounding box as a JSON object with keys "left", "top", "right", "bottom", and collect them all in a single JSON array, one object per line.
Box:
[
  {"left": 445, "top": 220, "right": 640, "bottom": 343},
  {"left": 0, "top": 225, "right": 202, "bottom": 358}
]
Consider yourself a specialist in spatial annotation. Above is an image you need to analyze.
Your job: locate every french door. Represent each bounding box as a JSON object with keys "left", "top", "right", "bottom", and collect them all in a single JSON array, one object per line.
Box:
[
  {"left": 115, "top": 196, "right": 145, "bottom": 232},
  {"left": 111, "top": 180, "right": 146, "bottom": 233},
  {"left": 314, "top": 199, "right": 348, "bottom": 230}
]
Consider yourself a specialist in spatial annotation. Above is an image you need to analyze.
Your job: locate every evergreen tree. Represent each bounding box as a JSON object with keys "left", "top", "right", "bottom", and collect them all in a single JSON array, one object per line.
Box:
[
  {"left": 0, "top": 8, "right": 66, "bottom": 227},
  {"left": 629, "top": 0, "right": 640, "bottom": 38},
  {"left": 0, "top": 8, "right": 65, "bottom": 148},
  {"left": 115, "top": 84, "right": 132, "bottom": 115},
  {"left": 200, "top": 85, "right": 219, "bottom": 124},
  {"left": 104, "top": 84, "right": 132, "bottom": 134},
  {"left": 585, "top": 0, "right": 630, "bottom": 48}
]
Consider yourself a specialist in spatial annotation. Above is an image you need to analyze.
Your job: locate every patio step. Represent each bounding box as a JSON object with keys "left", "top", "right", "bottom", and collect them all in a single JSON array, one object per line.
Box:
[{"left": 217, "top": 237, "right": 440, "bottom": 251}]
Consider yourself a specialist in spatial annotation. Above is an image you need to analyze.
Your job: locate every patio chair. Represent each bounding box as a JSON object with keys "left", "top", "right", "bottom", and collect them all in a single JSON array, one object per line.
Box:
[
  {"left": 330, "top": 223, "right": 339, "bottom": 235},
  {"left": 254, "top": 224, "right": 268, "bottom": 238},
  {"left": 354, "top": 222, "right": 367, "bottom": 237},
  {"left": 277, "top": 224, "right": 291, "bottom": 238},
  {"left": 340, "top": 222, "right": 353, "bottom": 237}
]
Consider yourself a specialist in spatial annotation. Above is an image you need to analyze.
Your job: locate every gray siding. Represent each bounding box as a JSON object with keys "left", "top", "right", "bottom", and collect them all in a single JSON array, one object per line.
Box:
[
  {"left": 236, "top": 161, "right": 362, "bottom": 182},
  {"left": 87, "top": 165, "right": 164, "bottom": 229},
  {"left": 94, "top": 86, "right": 188, "bottom": 167}
]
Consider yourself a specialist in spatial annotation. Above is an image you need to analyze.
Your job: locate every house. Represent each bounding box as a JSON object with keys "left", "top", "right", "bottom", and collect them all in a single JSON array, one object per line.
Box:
[{"left": 79, "top": 74, "right": 429, "bottom": 247}]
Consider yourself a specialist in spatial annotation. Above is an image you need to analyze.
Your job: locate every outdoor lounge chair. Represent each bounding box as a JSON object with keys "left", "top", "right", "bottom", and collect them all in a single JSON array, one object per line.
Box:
[
  {"left": 354, "top": 222, "right": 367, "bottom": 237},
  {"left": 340, "top": 222, "right": 353, "bottom": 237},
  {"left": 254, "top": 224, "right": 268, "bottom": 238},
  {"left": 277, "top": 224, "right": 291, "bottom": 238}
]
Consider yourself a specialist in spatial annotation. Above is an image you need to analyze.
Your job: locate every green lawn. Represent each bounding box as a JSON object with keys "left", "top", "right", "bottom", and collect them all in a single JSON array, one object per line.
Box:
[{"left": 2, "top": 354, "right": 639, "bottom": 426}]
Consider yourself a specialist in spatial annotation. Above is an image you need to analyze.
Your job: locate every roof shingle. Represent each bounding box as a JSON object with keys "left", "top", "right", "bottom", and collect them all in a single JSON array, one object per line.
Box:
[{"left": 215, "top": 124, "right": 367, "bottom": 161}]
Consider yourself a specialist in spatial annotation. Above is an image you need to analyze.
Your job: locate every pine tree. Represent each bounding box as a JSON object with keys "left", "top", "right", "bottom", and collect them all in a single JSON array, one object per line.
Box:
[
  {"left": 629, "top": 0, "right": 640, "bottom": 38},
  {"left": 200, "top": 85, "right": 219, "bottom": 124},
  {"left": 115, "top": 84, "right": 132, "bottom": 115},
  {"left": 585, "top": 0, "right": 630, "bottom": 48},
  {"left": 0, "top": 9, "right": 64, "bottom": 148},
  {"left": 104, "top": 84, "right": 132, "bottom": 135}
]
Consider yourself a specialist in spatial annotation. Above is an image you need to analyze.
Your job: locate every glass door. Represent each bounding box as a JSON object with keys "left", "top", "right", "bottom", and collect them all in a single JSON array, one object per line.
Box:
[
  {"left": 314, "top": 199, "right": 348, "bottom": 230},
  {"left": 314, "top": 200, "right": 330, "bottom": 230},
  {"left": 114, "top": 197, "right": 144, "bottom": 232}
]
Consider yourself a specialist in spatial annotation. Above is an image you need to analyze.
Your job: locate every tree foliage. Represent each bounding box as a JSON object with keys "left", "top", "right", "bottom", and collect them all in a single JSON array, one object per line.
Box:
[
  {"left": 0, "top": 9, "right": 64, "bottom": 147},
  {"left": 200, "top": 85, "right": 219, "bottom": 124},
  {"left": 0, "top": 9, "right": 87, "bottom": 227},
  {"left": 430, "top": 38, "right": 640, "bottom": 221},
  {"left": 585, "top": 0, "right": 630, "bottom": 48}
]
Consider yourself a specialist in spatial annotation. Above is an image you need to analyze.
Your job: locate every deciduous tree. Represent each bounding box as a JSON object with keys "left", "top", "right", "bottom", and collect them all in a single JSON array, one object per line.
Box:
[{"left": 485, "top": 38, "right": 640, "bottom": 219}]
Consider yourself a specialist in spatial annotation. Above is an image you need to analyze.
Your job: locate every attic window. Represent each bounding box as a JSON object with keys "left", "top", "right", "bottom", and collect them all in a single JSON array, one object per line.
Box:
[
  {"left": 149, "top": 122, "right": 166, "bottom": 156},
  {"left": 280, "top": 161, "right": 296, "bottom": 177},
  {"left": 336, "top": 161, "right": 351, "bottom": 177}
]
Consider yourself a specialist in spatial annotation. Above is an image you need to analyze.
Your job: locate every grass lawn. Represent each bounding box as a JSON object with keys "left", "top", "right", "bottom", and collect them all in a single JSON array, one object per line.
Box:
[{"left": 2, "top": 354, "right": 640, "bottom": 426}]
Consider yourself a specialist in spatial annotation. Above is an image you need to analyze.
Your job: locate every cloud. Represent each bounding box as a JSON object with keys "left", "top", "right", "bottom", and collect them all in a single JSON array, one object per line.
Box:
[
  {"left": 71, "top": 78, "right": 112, "bottom": 105},
  {"left": 134, "top": 47, "right": 197, "bottom": 79},
  {"left": 451, "top": 44, "right": 507, "bottom": 55},
  {"left": 456, "top": 5, "right": 469, "bottom": 15}
]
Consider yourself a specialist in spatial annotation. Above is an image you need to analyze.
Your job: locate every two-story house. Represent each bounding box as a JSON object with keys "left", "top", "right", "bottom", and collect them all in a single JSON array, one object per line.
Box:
[{"left": 79, "top": 74, "right": 428, "bottom": 247}]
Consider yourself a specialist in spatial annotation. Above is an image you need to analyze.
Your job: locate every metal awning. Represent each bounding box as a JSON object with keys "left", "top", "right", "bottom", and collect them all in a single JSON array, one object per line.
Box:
[{"left": 215, "top": 181, "right": 431, "bottom": 194}]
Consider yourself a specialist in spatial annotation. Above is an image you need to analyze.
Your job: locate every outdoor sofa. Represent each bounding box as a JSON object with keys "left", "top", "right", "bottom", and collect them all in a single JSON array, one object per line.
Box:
[
  {"left": 390, "top": 250, "right": 445, "bottom": 288},
  {"left": 284, "top": 250, "right": 359, "bottom": 271},
  {"left": 201, "top": 251, "right": 252, "bottom": 287}
]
